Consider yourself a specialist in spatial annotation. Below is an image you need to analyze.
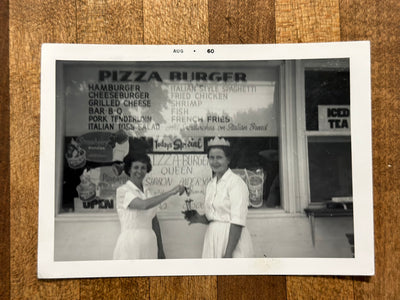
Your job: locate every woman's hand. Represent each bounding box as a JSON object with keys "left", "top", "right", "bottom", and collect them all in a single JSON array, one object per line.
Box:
[
  {"left": 183, "top": 210, "right": 209, "bottom": 225},
  {"left": 183, "top": 209, "right": 199, "bottom": 224},
  {"left": 170, "top": 184, "right": 186, "bottom": 196}
]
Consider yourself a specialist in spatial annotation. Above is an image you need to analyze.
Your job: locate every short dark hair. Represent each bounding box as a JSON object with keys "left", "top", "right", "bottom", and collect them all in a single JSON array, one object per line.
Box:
[
  {"left": 207, "top": 145, "right": 232, "bottom": 160},
  {"left": 123, "top": 153, "right": 152, "bottom": 175}
]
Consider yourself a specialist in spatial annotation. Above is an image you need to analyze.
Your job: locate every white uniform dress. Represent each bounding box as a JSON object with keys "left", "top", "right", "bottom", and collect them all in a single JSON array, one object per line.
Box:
[
  {"left": 202, "top": 168, "right": 254, "bottom": 258},
  {"left": 113, "top": 180, "right": 158, "bottom": 259}
]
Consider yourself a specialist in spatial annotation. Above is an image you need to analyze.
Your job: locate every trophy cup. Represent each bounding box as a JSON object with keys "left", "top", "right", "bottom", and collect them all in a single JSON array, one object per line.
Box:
[{"left": 183, "top": 187, "right": 196, "bottom": 219}]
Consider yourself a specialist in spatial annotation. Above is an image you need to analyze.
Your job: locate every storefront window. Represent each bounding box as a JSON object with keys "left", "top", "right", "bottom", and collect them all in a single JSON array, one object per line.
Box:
[
  {"left": 304, "top": 61, "right": 352, "bottom": 203},
  {"left": 55, "top": 58, "right": 354, "bottom": 214},
  {"left": 56, "top": 61, "right": 281, "bottom": 214}
]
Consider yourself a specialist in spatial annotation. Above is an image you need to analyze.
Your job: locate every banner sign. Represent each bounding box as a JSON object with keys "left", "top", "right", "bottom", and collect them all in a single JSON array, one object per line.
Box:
[{"left": 153, "top": 136, "right": 204, "bottom": 152}]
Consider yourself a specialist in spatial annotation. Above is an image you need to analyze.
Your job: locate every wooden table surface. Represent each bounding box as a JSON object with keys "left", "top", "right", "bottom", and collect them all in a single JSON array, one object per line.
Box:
[{"left": 2, "top": 0, "right": 400, "bottom": 298}]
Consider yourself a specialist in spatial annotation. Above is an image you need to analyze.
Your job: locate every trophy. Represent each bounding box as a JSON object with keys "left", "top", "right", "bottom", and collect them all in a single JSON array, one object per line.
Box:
[{"left": 183, "top": 186, "right": 196, "bottom": 219}]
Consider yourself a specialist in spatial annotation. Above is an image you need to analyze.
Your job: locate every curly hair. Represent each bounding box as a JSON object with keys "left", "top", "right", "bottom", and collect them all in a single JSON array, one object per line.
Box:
[{"left": 123, "top": 153, "right": 152, "bottom": 176}]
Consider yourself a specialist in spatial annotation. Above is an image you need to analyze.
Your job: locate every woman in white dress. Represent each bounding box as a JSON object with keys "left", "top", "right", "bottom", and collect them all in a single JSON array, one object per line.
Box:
[
  {"left": 113, "top": 153, "right": 185, "bottom": 260},
  {"left": 186, "top": 137, "right": 254, "bottom": 258}
]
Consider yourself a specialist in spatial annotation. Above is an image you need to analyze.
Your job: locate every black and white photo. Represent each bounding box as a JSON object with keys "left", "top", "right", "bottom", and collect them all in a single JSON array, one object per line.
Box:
[{"left": 38, "top": 42, "right": 374, "bottom": 278}]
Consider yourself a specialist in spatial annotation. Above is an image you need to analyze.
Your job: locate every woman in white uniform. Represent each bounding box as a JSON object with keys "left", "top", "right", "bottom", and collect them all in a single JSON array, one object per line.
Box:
[
  {"left": 186, "top": 137, "right": 253, "bottom": 258},
  {"left": 113, "top": 153, "right": 185, "bottom": 260}
]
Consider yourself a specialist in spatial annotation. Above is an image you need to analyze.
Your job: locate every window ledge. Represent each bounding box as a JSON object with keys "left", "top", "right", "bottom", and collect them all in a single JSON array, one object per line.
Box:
[
  {"left": 306, "top": 131, "right": 350, "bottom": 136},
  {"left": 55, "top": 208, "right": 305, "bottom": 222},
  {"left": 55, "top": 212, "right": 118, "bottom": 222},
  {"left": 248, "top": 208, "right": 303, "bottom": 219}
]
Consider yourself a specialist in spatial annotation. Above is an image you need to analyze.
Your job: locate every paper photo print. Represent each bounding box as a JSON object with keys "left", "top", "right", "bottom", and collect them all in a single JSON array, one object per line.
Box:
[{"left": 38, "top": 42, "right": 374, "bottom": 278}]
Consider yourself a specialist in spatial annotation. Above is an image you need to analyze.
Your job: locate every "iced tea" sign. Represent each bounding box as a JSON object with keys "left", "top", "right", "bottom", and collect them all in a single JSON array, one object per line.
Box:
[{"left": 318, "top": 105, "right": 350, "bottom": 131}]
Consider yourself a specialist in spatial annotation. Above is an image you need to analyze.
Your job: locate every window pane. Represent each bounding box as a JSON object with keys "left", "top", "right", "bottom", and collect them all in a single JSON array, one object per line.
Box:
[
  {"left": 305, "top": 70, "right": 350, "bottom": 131},
  {"left": 308, "top": 136, "right": 352, "bottom": 202}
]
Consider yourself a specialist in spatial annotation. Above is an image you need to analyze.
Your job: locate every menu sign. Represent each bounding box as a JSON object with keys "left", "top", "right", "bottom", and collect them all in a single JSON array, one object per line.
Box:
[{"left": 63, "top": 63, "right": 278, "bottom": 138}]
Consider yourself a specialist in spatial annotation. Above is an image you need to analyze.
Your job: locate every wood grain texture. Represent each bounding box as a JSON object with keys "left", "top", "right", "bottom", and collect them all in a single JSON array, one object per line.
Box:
[
  {"left": 287, "top": 276, "right": 354, "bottom": 299},
  {"left": 80, "top": 278, "right": 149, "bottom": 300},
  {"left": 0, "top": 0, "right": 9, "bottom": 299},
  {"left": 143, "top": 0, "right": 209, "bottom": 44},
  {"left": 340, "top": 0, "right": 400, "bottom": 298},
  {"left": 275, "top": 0, "right": 340, "bottom": 43},
  {"left": 6, "top": 0, "right": 399, "bottom": 298},
  {"left": 275, "top": 0, "right": 355, "bottom": 299},
  {"left": 218, "top": 275, "right": 287, "bottom": 300},
  {"left": 150, "top": 276, "right": 217, "bottom": 300},
  {"left": 208, "top": 0, "right": 276, "bottom": 44},
  {"left": 9, "top": 0, "right": 78, "bottom": 299},
  {"left": 77, "top": 0, "right": 144, "bottom": 44}
]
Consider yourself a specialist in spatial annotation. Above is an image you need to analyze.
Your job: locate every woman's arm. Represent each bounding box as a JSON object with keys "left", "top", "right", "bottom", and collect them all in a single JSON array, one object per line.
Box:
[
  {"left": 223, "top": 176, "right": 248, "bottom": 257},
  {"left": 152, "top": 216, "right": 166, "bottom": 259},
  {"left": 223, "top": 223, "right": 243, "bottom": 258},
  {"left": 128, "top": 185, "right": 185, "bottom": 210}
]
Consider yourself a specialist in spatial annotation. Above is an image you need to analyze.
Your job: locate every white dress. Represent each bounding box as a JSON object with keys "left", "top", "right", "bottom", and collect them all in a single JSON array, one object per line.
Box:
[
  {"left": 113, "top": 180, "right": 158, "bottom": 259},
  {"left": 202, "top": 169, "right": 254, "bottom": 258}
]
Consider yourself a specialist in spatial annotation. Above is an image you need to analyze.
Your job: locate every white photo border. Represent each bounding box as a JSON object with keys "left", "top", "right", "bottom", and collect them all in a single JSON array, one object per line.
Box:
[{"left": 38, "top": 42, "right": 374, "bottom": 278}]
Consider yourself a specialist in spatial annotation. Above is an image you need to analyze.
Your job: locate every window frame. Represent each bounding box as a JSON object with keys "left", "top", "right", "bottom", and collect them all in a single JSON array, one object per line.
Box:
[
  {"left": 296, "top": 59, "right": 350, "bottom": 210},
  {"left": 55, "top": 59, "right": 351, "bottom": 218}
]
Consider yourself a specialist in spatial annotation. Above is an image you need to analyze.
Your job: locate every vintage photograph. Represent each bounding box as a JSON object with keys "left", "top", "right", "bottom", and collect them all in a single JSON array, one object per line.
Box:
[{"left": 38, "top": 42, "right": 374, "bottom": 278}]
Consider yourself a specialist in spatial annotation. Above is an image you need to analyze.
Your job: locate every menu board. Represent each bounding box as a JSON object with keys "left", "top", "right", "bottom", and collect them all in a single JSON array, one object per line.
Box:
[{"left": 62, "top": 62, "right": 278, "bottom": 138}]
